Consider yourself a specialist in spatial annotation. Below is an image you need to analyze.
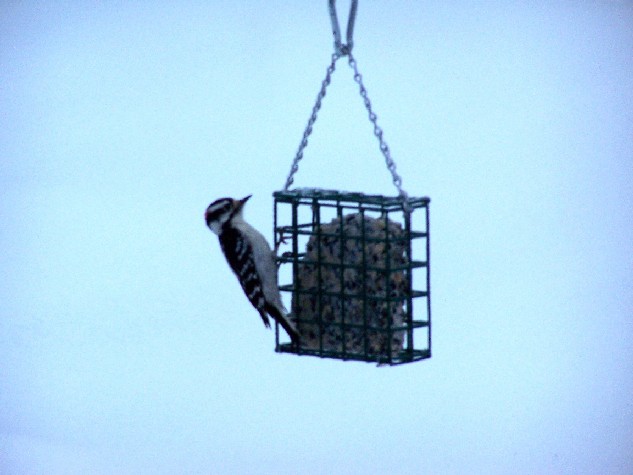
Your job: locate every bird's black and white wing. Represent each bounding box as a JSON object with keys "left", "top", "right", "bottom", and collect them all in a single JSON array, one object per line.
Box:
[{"left": 219, "top": 225, "right": 271, "bottom": 329}]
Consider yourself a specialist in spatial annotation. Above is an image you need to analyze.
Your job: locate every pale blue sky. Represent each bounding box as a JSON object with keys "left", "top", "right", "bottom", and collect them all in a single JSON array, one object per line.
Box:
[{"left": 1, "top": 1, "right": 632, "bottom": 474}]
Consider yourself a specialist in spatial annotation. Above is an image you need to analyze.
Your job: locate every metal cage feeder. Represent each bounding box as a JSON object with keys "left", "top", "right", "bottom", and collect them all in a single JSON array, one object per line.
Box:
[
  {"left": 273, "top": 189, "right": 431, "bottom": 365},
  {"left": 271, "top": 1, "right": 432, "bottom": 365}
]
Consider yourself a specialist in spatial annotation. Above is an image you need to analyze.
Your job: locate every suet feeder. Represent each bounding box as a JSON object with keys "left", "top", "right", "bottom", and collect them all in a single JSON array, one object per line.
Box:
[
  {"left": 273, "top": 1, "right": 431, "bottom": 365},
  {"left": 274, "top": 189, "right": 430, "bottom": 365}
]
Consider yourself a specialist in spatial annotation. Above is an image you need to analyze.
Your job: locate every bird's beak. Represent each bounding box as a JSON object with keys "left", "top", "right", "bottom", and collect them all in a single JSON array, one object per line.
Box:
[{"left": 235, "top": 194, "right": 252, "bottom": 211}]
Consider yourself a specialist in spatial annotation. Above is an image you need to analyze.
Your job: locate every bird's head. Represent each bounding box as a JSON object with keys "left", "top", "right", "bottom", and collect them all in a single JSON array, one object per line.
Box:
[{"left": 205, "top": 195, "right": 251, "bottom": 235}]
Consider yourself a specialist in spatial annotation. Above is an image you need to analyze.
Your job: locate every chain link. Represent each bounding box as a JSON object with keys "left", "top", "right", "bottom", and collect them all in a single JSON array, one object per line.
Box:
[
  {"left": 284, "top": 53, "right": 338, "bottom": 191},
  {"left": 347, "top": 52, "right": 409, "bottom": 210},
  {"left": 283, "top": 52, "right": 410, "bottom": 212}
]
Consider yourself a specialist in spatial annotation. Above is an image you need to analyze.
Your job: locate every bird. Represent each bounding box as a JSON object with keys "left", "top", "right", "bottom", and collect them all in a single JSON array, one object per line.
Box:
[{"left": 205, "top": 195, "right": 300, "bottom": 344}]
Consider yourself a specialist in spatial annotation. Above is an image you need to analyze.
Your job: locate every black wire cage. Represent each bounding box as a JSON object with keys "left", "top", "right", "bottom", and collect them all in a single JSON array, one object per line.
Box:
[{"left": 273, "top": 188, "right": 431, "bottom": 365}]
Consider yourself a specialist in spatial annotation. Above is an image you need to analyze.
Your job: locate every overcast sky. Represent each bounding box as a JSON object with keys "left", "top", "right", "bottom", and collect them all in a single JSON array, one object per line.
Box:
[{"left": 1, "top": 1, "right": 632, "bottom": 474}]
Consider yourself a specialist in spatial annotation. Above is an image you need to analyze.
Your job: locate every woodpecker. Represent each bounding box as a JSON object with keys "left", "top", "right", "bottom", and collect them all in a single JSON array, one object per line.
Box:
[{"left": 205, "top": 195, "right": 300, "bottom": 344}]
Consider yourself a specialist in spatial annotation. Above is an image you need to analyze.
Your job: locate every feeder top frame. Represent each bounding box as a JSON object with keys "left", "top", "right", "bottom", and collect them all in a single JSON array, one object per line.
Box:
[{"left": 274, "top": 188, "right": 430, "bottom": 213}]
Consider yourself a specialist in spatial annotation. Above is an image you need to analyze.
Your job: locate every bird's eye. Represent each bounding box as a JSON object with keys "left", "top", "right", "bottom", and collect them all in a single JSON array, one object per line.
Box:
[{"left": 206, "top": 199, "right": 234, "bottom": 223}]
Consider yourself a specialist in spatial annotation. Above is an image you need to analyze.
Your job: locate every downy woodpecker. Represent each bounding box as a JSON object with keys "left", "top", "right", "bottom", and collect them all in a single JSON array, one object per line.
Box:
[{"left": 205, "top": 195, "right": 300, "bottom": 344}]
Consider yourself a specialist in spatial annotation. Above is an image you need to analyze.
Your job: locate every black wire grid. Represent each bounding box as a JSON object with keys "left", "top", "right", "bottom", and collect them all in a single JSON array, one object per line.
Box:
[{"left": 273, "top": 188, "right": 431, "bottom": 365}]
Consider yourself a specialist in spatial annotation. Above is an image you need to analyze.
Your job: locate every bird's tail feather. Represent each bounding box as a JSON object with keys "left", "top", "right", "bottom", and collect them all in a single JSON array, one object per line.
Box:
[
  {"left": 265, "top": 303, "right": 300, "bottom": 345},
  {"left": 258, "top": 310, "right": 271, "bottom": 328}
]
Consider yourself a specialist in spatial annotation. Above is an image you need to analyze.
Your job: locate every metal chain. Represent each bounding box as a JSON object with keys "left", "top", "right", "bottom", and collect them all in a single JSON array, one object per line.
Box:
[
  {"left": 284, "top": 0, "right": 410, "bottom": 211},
  {"left": 347, "top": 52, "right": 409, "bottom": 210},
  {"left": 284, "top": 53, "right": 339, "bottom": 191}
]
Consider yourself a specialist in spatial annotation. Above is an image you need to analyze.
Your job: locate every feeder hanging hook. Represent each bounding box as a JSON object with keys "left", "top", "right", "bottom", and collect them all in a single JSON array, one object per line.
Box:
[{"left": 329, "top": 0, "right": 358, "bottom": 57}]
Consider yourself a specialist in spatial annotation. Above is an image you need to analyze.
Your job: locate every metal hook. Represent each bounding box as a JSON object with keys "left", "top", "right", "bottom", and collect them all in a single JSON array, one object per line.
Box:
[{"left": 329, "top": 0, "right": 358, "bottom": 57}]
